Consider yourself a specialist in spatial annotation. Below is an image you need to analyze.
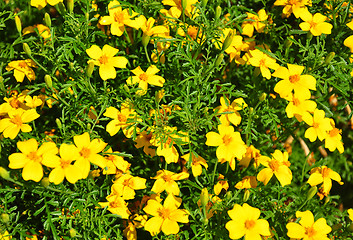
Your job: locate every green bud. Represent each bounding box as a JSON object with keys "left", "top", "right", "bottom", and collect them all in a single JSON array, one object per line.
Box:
[
  {"left": 249, "top": 107, "right": 254, "bottom": 115},
  {"left": 215, "top": 53, "right": 224, "bottom": 67},
  {"left": 41, "top": 177, "right": 50, "bottom": 188},
  {"left": 306, "top": 186, "right": 317, "bottom": 201},
  {"left": 200, "top": 188, "right": 209, "bottom": 208},
  {"left": 67, "top": 0, "right": 74, "bottom": 14},
  {"left": 44, "top": 13, "right": 51, "bottom": 28},
  {"left": 1, "top": 213, "right": 10, "bottom": 224},
  {"left": 15, "top": 15, "right": 22, "bottom": 35},
  {"left": 202, "top": 217, "right": 209, "bottom": 225},
  {"left": 222, "top": 31, "right": 234, "bottom": 52},
  {"left": 201, "top": 0, "right": 208, "bottom": 8},
  {"left": 44, "top": 75, "right": 53, "bottom": 89},
  {"left": 324, "top": 52, "right": 335, "bottom": 65},
  {"left": 23, "top": 43, "right": 31, "bottom": 56},
  {"left": 259, "top": 93, "right": 267, "bottom": 102},
  {"left": 86, "top": 62, "right": 95, "bottom": 78},
  {"left": 69, "top": 228, "right": 77, "bottom": 238},
  {"left": 56, "top": 118, "right": 62, "bottom": 129},
  {"left": 123, "top": 84, "right": 129, "bottom": 93},
  {"left": 181, "top": 0, "right": 187, "bottom": 10},
  {"left": 215, "top": 6, "right": 222, "bottom": 20},
  {"left": 0, "top": 76, "right": 5, "bottom": 92},
  {"left": 0, "top": 167, "right": 10, "bottom": 180},
  {"left": 307, "top": 32, "right": 313, "bottom": 41},
  {"left": 243, "top": 189, "right": 250, "bottom": 202},
  {"left": 87, "top": 123, "right": 91, "bottom": 131},
  {"left": 142, "top": 34, "right": 150, "bottom": 48},
  {"left": 284, "top": 36, "right": 293, "bottom": 49},
  {"left": 57, "top": 2, "right": 66, "bottom": 15}
]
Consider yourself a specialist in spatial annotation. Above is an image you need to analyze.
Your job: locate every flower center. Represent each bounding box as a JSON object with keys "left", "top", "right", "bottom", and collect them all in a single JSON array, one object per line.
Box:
[
  {"left": 321, "top": 167, "right": 330, "bottom": 178},
  {"left": 61, "top": 159, "right": 71, "bottom": 168},
  {"left": 114, "top": 12, "right": 125, "bottom": 23},
  {"left": 222, "top": 134, "right": 232, "bottom": 146},
  {"left": 292, "top": 97, "right": 300, "bottom": 106},
  {"left": 329, "top": 128, "right": 340, "bottom": 137},
  {"left": 187, "top": 26, "right": 199, "bottom": 40},
  {"left": 18, "top": 62, "right": 28, "bottom": 69},
  {"left": 80, "top": 147, "right": 91, "bottom": 158},
  {"left": 9, "top": 99, "right": 21, "bottom": 109},
  {"left": 10, "top": 115, "right": 23, "bottom": 126},
  {"left": 269, "top": 160, "right": 280, "bottom": 171},
  {"left": 312, "top": 122, "right": 320, "bottom": 128},
  {"left": 110, "top": 199, "right": 123, "bottom": 208},
  {"left": 259, "top": 59, "right": 266, "bottom": 67},
  {"left": 117, "top": 113, "right": 127, "bottom": 122},
  {"left": 99, "top": 55, "right": 109, "bottom": 65},
  {"left": 289, "top": 74, "right": 300, "bottom": 83},
  {"left": 305, "top": 226, "right": 316, "bottom": 237},
  {"left": 158, "top": 207, "right": 171, "bottom": 219},
  {"left": 244, "top": 219, "right": 256, "bottom": 230},
  {"left": 162, "top": 174, "right": 172, "bottom": 182},
  {"left": 27, "top": 151, "right": 40, "bottom": 162},
  {"left": 139, "top": 73, "right": 148, "bottom": 82},
  {"left": 122, "top": 178, "right": 130, "bottom": 186}
]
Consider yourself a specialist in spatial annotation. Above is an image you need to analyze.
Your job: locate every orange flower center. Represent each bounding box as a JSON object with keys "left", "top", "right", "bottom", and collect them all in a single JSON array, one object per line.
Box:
[
  {"left": 269, "top": 160, "right": 280, "bottom": 171},
  {"left": 305, "top": 226, "right": 316, "bottom": 237},
  {"left": 110, "top": 199, "right": 123, "bottom": 208},
  {"left": 162, "top": 174, "right": 172, "bottom": 182},
  {"left": 289, "top": 0, "right": 299, "bottom": 5},
  {"left": 117, "top": 113, "right": 127, "bottom": 122},
  {"left": 27, "top": 151, "right": 40, "bottom": 162},
  {"left": 18, "top": 62, "right": 28, "bottom": 69},
  {"left": 312, "top": 122, "right": 320, "bottom": 128},
  {"left": 99, "top": 54, "right": 109, "bottom": 65},
  {"left": 309, "top": 21, "right": 317, "bottom": 28},
  {"left": 158, "top": 207, "right": 171, "bottom": 219},
  {"left": 329, "top": 128, "right": 340, "bottom": 137},
  {"left": 292, "top": 97, "right": 300, "bottom": 106},
  {"left": 139, "top": 73, "right": 148, "bottom": 82},
  {"left": 114, "top": 12, "right": 125, "bottom": 23},
  {"left": 244, "top": 219, "right": 256, "bottom": 230},
  {"left": 61, "top": 159, "right": 71, "bottom": 168},
  {"left": 321, "top": 167, "right": 330, "bottom": 178},
  {"left": 289, "top": 74, "right": 300, "bottom": 83},
  {"left": 10, "top": 115, "right": 23, "bottom": 126},
  {"left": 259, "top": 59, "right": 266, "bottom": 67},
  {"left": 165, "top": 137, "right": 173, "bottom": 145},
  {"left": 9, "top": 99, "right": 21, "bottom": 109},
  {"left": 222, "top": 134, "right": 232, "bottom": 146},
  {"left": 122, "top": 178, "right": 130, "bottom": 186},
  {"left": 187, "top": 26, "right": 199, "bottom": 40},
  {"left": 80, "top": 147, "right": 91, "bottom": 158}
]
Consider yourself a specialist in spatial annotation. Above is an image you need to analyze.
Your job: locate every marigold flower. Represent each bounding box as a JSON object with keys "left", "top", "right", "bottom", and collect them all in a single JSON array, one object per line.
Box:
[
  {"left": 257, "top": 150, "right": 292, "bottom": 186},
  {"left": 0, "top": 231, "right": 11, "bottom": 240},
  {"left": 103, "top": 148, "right": 130, "bottom": 174},
  {"left": 348, "top": 209, "right": 353, "bottom": 221},
  {"left": 123, "top": 214, "right": 148, "bottom": 240},
  {"left": 197, "top": 191, "right": 221, "bottom": 219},
  {"left": 303, "top": 109, "right": 333, "bottom": 142},
  {"left": 0, "top": 108, "right": 40, "bottom": 139},
  {"left": 215, "top": 97, "right": 247, "bottom": 126},
  {"left": 8, "top": 138, "right": 58, "bottom": 182},
  {"left": 112, "top": 174, "right": 146, "bottom": 200},
  {"left": 143, "top": 194, "right": 189, "bottom": 236},
  {"left": 307, "top": 166, "right": 343, "bottom": 197},
  {"left": 134, "top": 130, "right": 156, "bottom": 157},
  {"left": 299, "top": 9, "right": 333, "bottom": 36},
  {"left": 226, "top": 203, "right": 271, "bottom": 239},
  {"left": 324, "top": 120, "right": 344, "bottom": 153},
  {"left": 248, "top": 49, "right": 280, "bottom": 79},
  {"left": 140, "top": 16, "right": 170, "bottom": 38},
  {"left": 161, "top": 0, "right": 198, "bottom": 19},
  {"left": 6, "top": 59, "right": 37, "bottom": 82},
  {"left": 284, "top": 92, "right": 317, "bottom": 121},
  {"left": 86, "top": 44, "right": 128, "bottom": 80},
  {"left": 31, "top": 0, "right": 63, "bottom": 10},
  {"left": 286, "top": 210, "right": 331, "bottom": 239},
  {"left": 73, "top": 132, "right": 107, "bottom": 179},
  {"left": 344, "top": 20, "right": 353, "bottom": 52},
  {"left": 99, "top": 194, "right": 131, "bottom": 219},
  {"left": 235, "top": 176, "right": 257, "bottom": 189},
  {"left": 99, "top": 0, "right": 143, "bottom": 36},
  {"left": 241, "top": 9, "right": 268, "bottom": 37},
  {"left": 23, "top": 24, "right": 51, "bottom": 39},
  {"left": 238, "top": 145, "right": 262, "bottom": 168},
  {"left": 181, "top": 153, "right": 208, "bottom": 177},
  {"left": 273, "top": 0, "right": 311, "bottom": 18},
  {"left": 151, "top": 169, "right": 189, "bottom": 195},
  {"left": 214, "top": 176, "right": 229, "bottom": 195},
  {"left": 206, "top": 124, "right": 247, "bottom": 170},
  {"left": 127, "top": 65, "right": 165, "bottom": 95}
]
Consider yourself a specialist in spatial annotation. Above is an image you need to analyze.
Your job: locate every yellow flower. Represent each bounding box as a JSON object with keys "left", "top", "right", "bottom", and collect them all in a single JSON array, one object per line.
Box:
[
  {"left": 215, "top": 97, "right": 247, "bottom": 126},
  {"left": 273, "top": 0, "right": 311, "bottom": 18},
  {"left": 99, "top": 0, "right": 143, "bottom": 36},
  {"left": 248, "top": 49, "right": 280, "bottom": 79},
  {"left": 0, "top": 231, "right": 12, "bottom": 240},
  {"left": 238, "top": 145, "right": 262, "bottom": 168},
  {"left": 348, "top": 209, "right": 353, "bottom": 221},
  {"left": 303, "top": 109, "right": 333, "bottom": 142},
  {"left": 161, "top": 0, "right": 199, "bottom": 19},
  {"left": 8, "top": 138, "right": 58, "bottom": 182},
  {"left": 151, "top": 169, "right": 189, "bottom": 195},
  {"left": 299, "top": 9, "right": 333, "bottom": 36},
  {"left": 103, "top": 103, "right": 139, "bottom": 138},
  {"left": 86, "top": 44, "right": 128, "bottom": 80},
  {"left": 6, "top": 59, "right": 37, "bottom": 82},
  {"left": 143, "top": 194, "right": 189, "bottom": 236},
  {"left": 127, "top": 65, "right": 165, "bottom": 95},
  {"left": 123, "top": 214, "right": 148, "bottom": 240},
  {"left": 344, "top": 20, "right": 353, "bottom": 52},
  {"left": 307, "top": 166, "right": 343, "bottom": 197},
  {"left": 206, "top": 124, "right": 247, "bottom": 170},
  {"left": 284, "top": 93, "right": 317, "bottom": 121},
  {"left": 103, "top": 148, "right": 130, "bottom": 174},
  {"left": 0, "top": 108, "right": 40, "bottom": 139},
  {"left": 213, "top": 175, "right": 229, "bottom": 195},
  {"left": 235, "top": 176, "right": 257, "bottom": 189},
  {"left": 273, "top": 63, "right": 316, "bottom": 99},
  {"left": 181, "top": 152, "right": 208, "bottom": 177},
  {"left": 197, "top": 192, "right": 221, "bottom": 219},
  {"left": 257, "top": 150, "right": 292, "bottom": 186},
  {"left": 134, "top": 130, "right": 156, "bottom": 157},
  {"left": 151, "top": 41, "right": 171, "bottom": 64},
  {"left": 112, "top": 174, "right": 146, "bottom": 200},
  {"left": 241, "top": 9, "right": 268, "bottom": 37},
  {"left": 99, "top": 194, "right": 131, "bottom": 219},
  {"left": 30, "top": 0, "right": 63, "bottom": 10},
  {"left": 286, "top": 210, "right": 331, "bottom": 239},
  {"left": 324, "top": 120, "right": 344, "bottom": 153},
  {"left": 43, "top": 143, "right": 82, "bottom": 184},
  {"left": 226, "top": 203, "right": 271, "bottom": 240},
  {"left": 73, "top": 132, "right": 108, "bottom": 179},
  {"left": 23, "top": 24, "right": 51, "bottom": 39},
  {"left": 140, "top": 16, "right": 170, "bottom": 38}
]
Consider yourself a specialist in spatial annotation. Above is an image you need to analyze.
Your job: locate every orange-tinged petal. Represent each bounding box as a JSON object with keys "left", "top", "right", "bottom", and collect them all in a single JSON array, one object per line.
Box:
[
  {"left": 23, "top": 161, "right": 43, "bottom": 182},
  {"left": 110, "top": 22, "right": 125, "bottom": 36}
]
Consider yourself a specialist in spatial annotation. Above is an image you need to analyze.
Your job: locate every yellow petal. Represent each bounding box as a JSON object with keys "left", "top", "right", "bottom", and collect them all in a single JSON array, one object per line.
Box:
[
  {"left": 49, "top": 167, "right": 65, "bottom": 184},
  {"left": 86, "top": 45, "right": 102, "bottom": 60},
  {"left": 23, "top": 161, "right": 43, "bottom": 182}
]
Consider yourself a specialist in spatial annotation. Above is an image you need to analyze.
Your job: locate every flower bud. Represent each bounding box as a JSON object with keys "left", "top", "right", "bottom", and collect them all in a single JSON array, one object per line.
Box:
[
  {"left": 325, "top": 52, "right": 335, "bottom": 65},
  {"left": 201, "top": 0, "right": 208, "bottom": 8},
  {"left": 41, "top": 177, "right": 50, "bottom": 188},
  {"left": 69, "top": 228, "right": 77, "bottom": 238},
  {"left": 142, "top": 34, "right": 150, "bottom": 48},
  {"left": 86, "top": 62, "right": 95, "bottom": 78},
  {"left": 87, "top": 123, "right": 91, "bottom": 131},
  {"left": 249, "top": 107, "right": 254, "bottom": 115},
  {"left": 67, "top": 0, "right": 74, "bottom": 14},
  {"left": 259, "top": 93, "right": 267, "bottom": 102},
  {"left": 57, "top": 2, "right": 67, "bottom": 15},
  {"left": 1, "top": 213, "right": 10, "bottom": 224},
  {"left": 0, "top": 167, "right": 10, "bottom": 180},
  {"left": 215, "top": 6, "right": 222, "bottom": 20},
  {"left": 222, "top": 31, "right": 234, "bottom": 51},
  {"left": 15, "top": 15, "right": 22, "bottom": 35},
  {"left": 200, "top": 188, "right": 209, "bottom": 208},
  {"left": 215, "top": 53, "right": 224, "bottom": 67},
  {"left": 0, "top": 76, "right": 4, "bottom": 93},
  {"left": 181, "top": 0, "right": 187, "bottom": 10},
  {"left": 307, "top": 32, "right": 313, "bottom": 41},
  {"left": 155, "top": 89, "right": 164, "bottom": 103},
  {"left": 55, "top": 118, "right": 62, "bottom": 129},
  {"left": 23, "top": 43, "right": 31, "bottom": 56},
  {"left": 306, "top": 186, "right": 317, "bottom": 200},
  {"left": 123, "top": 84, "right": 129, "bottom": 92},
  {"left": 243, "top": 189, "right": 250, "bottom": 202},
  {"left": 44, "top": 74, "right": 53, "bottom": 89},
  {"left": 44, "top": 13, "right": 51, "bottom": 28},
  {"left": 284, "top": 36, "right": 293, "bottom": 49}
]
